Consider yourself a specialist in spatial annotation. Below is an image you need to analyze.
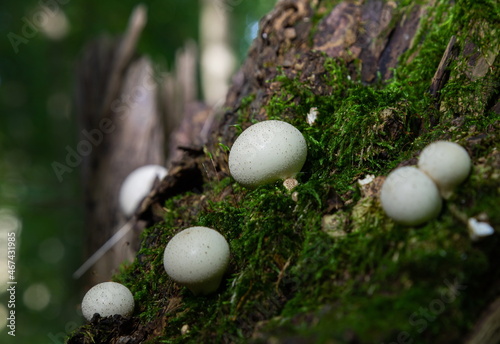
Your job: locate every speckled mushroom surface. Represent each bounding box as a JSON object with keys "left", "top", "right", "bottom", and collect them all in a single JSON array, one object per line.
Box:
[
  {"left": 228, "top": 120, "right": 307, "bottom": 188},
  {"left": 163, "top": 226, "right": 230, "bottom": 295},
  {"left": 81, "top": 282, "right": 135, "bottom": 321}
]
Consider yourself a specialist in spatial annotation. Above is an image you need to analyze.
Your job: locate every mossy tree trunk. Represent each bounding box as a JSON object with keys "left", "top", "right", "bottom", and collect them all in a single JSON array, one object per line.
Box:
[{"left": 69, "top": 0, "right": 499, "bottom": 343}]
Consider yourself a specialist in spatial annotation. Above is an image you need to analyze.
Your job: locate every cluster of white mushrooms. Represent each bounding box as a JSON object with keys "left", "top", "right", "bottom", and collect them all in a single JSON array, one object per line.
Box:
[
  {"left": 80, "top": 124, "right": 493, "bottom": 322},
  {"left": 81, "top": 226, "right": 231, "bottom": 321},
  {"left": 380, "top": 141, "right": 494, "bottom": 239},
  {"left": 380, "top": 141, "right": 471, "bottom": 226},
  {"left": 160, "top": 120, "right": 308, "bottom": 298},
  {"left": 80, "top": 120, "right": 307, "bottom": 320},
  {"left": 81, "top": 225, "right": 231, "bottom": 320}
]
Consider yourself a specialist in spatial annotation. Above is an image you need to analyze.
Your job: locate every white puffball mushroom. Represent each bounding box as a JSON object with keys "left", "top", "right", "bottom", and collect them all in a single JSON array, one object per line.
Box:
[
  {"left": 380, "top": 166, "right": 442, "bottom": 226},
  {"left": 163, "top": 226, "right": 230, "bottom": 296},
  {"left": 418, "top": 141, "right": 471, "bottom": 199},
  {"left": 81, "top": 282, "right": 134, "bottom": 321},
  {"left": 228, "top": 120, "right": 307, "bottom": 188},
  {"left": 119, "top": 164, "right": 168, "bottom": 216}
]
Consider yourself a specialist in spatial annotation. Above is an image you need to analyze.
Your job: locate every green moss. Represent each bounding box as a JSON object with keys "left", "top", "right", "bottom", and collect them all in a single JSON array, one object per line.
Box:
[{"left": 267, "top": 59, "right": 430, "bottom": 194}]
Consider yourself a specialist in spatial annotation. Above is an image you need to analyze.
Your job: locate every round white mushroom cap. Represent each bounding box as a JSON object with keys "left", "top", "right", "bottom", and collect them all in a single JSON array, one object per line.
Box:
[
  {"left": 418, "top": 141, "right": 471, "bottom": 199},
  {"left": 228, "top": 120, "right": 307, "bottom": 188},
  {"left": 119, "top": 164, "right": 168, "bottom": 216},
  {"left": 380, "top": 166, "right": 442, "bottom": 226},
  {"left": 81, "top": 282, "right": 134, "bottom": 321},
  {"left": 163, "top": 226, "right": 230, "bottom": 296}
]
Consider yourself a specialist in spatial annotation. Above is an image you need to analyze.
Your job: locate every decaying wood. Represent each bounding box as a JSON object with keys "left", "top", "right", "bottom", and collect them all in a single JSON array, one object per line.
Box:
[
  {"left": 75, "top": 5, "right": 164, "bottom": 286},
  {"left": 220, "top": 0, "right": 425, "bottom": 139},
  {"left": 75, "top": 3, "right": 210, "bottom": 285},
  {"left": 465, "top": 296, "right": 500, "bottom": 344},
  {"left": 161, "top": 40, "right": 212, "bottom": 166},
  {"left": 430, "top": 35, "right": 458, "bottom": 98}
]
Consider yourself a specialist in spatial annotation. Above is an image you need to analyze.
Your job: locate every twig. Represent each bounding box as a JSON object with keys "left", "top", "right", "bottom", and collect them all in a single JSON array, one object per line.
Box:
[{"left": 73, "top": 218, "right": 135, "bottom": 279}]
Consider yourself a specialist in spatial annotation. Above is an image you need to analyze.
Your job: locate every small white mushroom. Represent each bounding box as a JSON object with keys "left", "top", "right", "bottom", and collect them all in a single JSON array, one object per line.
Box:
[
  {"left": 358, "top": 174, "right": 375, "bottom": 186},
  {"left": 283, "top": 177, "right": 299, "bottom": 191},
  {"left": 163, "top": 226, "right": 230, "bottom": 295},
  {"left": 228, "top": 120, "right": 307, "bottom": 188},
  {"left": 418, "top": 141, "right": 471, "bottom": 199},
  {"left": 468, "top": 218, "right": 495, "bottom": 241},
  {"left": 81, "top": 282, "right": 134, "bottom": 321},
  {"left": 119, "top": 164, "right": 168, "bottom": 216},
  {"left": 306, "top": 107, "right": 318, "bottom": 126},
  {"left": 380, "top": 166, "right": 442, "bottom": 226}
]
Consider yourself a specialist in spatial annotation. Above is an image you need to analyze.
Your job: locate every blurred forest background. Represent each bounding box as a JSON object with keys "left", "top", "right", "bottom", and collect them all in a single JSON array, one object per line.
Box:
[{"left": 0, "top": 0, "right": 275, "bottom": 342}]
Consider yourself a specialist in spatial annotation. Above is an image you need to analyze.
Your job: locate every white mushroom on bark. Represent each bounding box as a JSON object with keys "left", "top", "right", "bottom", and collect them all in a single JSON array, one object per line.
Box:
[
  {"left": 163, "top": 226, "right": 230, "bottom": 295},
  {"left": 119, "top": 164, "right": 168, "bottom": 216},
  {"left": 228, "top": 120, "right": 307, "bottom": 189}
]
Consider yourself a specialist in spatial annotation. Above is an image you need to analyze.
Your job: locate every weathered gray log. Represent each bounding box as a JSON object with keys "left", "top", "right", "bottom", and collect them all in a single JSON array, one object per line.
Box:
[{"left": 74, "top": 5, "right": 164, "bottom": 286}]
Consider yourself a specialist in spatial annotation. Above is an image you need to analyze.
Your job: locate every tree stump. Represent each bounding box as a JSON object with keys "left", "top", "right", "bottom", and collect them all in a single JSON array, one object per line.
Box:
[{"left": 68, "top": 0, "right": 499, "bottom": 343}]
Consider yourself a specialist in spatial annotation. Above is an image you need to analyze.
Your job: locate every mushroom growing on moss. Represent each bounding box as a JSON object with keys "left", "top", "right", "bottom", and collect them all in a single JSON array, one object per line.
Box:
[
  {"left": 380, "top": 166, "right": 442, "bottom": 226},
  {"left": 81, "top": 282, "right": 134, "bottom": 321},
  {"left": 119, "top": 164, "right": 168, "bottom": 216},
  {"left": 417, "top": 141, "right": 471, "bottom": 199},
  {"left": 163, "top": 226, "right": 230, "bottom": 295},
  {"left": 228, "top": 120, "right": 307, "bottom": 189}
]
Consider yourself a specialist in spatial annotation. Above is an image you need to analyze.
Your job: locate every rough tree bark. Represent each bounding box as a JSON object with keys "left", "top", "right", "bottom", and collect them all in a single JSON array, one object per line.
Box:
[{"left": 69, "top": 0, "right": 499, "bottom": 343}]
